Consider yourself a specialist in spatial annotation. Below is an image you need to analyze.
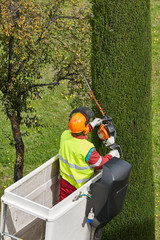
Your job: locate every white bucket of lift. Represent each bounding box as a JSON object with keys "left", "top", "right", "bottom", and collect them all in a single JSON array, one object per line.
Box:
[{"left": 1, "top": 154, "right": 102, "bottom": 240}]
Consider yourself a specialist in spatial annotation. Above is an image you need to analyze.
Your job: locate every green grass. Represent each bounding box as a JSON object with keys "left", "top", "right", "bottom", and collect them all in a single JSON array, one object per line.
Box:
[
  {"left": 0, "top": 82, "right": 72, "bottom": 196},
  {"left": 0, "top": 0, "right": 160, "bottom": 239},
  {"left": 151, "top": 1, "right": 160, "bottom": 239}
]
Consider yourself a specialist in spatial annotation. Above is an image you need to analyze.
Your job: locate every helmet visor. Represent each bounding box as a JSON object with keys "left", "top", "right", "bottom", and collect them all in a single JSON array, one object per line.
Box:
[{"left": 69, "top": 107, "right": 94, "bottom": 124}]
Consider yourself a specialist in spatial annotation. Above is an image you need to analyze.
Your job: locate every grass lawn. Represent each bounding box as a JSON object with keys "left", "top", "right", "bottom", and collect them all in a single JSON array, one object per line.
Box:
[
  {"left": 0, "top": 83, "right": 72, "bottom": 199},
  {"left": 151, "top": 1, "right": 160, "bottom": 239},
  {"left": 0, "top": 0, "right": 160, "bottom": 239}
]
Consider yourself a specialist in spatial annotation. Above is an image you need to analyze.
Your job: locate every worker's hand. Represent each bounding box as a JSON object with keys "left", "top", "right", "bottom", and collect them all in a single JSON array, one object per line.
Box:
[
  {"left": 90, "top": 118, "right": 102, "bottom": 128},
  {"left": 109, "top": 149, "right": 120, "bottom": 158}
]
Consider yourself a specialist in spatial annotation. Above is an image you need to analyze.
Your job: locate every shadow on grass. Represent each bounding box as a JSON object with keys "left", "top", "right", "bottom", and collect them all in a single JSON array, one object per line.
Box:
[{"left": 102, "top": 218, "right": 155, "bottom": 240}]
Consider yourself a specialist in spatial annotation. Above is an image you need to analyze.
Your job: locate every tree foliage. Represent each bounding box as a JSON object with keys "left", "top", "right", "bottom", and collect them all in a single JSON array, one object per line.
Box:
[
  {"left": 0, "top": 0, "right": 91, "bottom": 181},
  {"left": 91, "top": 0, "right": 154, "bottom": 239}
]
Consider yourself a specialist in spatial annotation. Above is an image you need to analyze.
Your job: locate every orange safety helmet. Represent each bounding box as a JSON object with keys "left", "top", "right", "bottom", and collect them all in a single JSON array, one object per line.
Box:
[{"left": 68, "top": 107, "right": 94, "bottom": 134}]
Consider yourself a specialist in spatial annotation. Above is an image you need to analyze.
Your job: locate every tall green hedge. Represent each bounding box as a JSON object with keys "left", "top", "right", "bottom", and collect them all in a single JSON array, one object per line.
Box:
[{"left": 90, "top": 0, "right": 154, "bottom": 239}]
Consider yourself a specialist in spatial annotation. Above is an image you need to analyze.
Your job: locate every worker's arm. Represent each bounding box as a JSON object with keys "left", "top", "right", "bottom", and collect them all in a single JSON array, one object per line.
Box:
[
  {"left": 86, "top": 148, "right": 120, "bottom": 169},
  {"left": 85, "top": 148, "right": 112, "bottom": 169}
]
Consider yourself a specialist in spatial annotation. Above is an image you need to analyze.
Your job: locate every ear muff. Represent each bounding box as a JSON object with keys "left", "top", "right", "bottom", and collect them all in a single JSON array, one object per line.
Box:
[{"left": 83, "top": 124, "right": 90, "bottom": 135}]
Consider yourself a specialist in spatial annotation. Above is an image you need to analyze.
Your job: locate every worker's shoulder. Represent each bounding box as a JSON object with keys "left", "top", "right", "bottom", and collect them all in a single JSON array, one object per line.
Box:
[
  {"left": 61, "top": 130, "right": 71, "bottom": 138},
  {"left": 81, "top": 138, "right": 94, "bottom": 147}
]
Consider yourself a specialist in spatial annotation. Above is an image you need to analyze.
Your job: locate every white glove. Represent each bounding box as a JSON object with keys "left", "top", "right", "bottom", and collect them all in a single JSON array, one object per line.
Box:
[
  {"left": 109, "top": 149, "right": 120, "bottom": 158},
  {"left": 90, "top": 118, "right": 102, "bottom": 129}
]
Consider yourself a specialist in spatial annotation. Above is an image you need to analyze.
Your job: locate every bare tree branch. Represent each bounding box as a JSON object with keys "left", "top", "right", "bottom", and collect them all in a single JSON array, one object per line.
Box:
[{"left": 20, "top": 72, "right": 77, "bottom": 95}]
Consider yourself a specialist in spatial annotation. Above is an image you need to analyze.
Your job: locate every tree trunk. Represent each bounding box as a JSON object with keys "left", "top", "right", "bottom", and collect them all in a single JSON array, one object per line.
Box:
[
  {"left": 7, "top": 14, "right": 25, "bottom": 182},
  {"left": 9, "top": 113, "right": 24, "bottom": 182}
]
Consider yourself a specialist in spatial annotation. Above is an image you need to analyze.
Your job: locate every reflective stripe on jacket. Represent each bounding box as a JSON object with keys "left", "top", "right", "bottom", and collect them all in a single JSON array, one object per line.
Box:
[{"left": 59, "top": 130, "right": 95, "bottom": 189}]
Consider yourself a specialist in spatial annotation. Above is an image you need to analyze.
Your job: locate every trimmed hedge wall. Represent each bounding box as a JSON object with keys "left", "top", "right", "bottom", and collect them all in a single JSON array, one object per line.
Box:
[{"left": 90, "top": 0, "right": 154, "bottom": 239}]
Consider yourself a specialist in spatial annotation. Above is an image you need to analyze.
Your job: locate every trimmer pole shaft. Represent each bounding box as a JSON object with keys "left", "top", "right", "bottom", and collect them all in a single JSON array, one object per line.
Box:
[{"left": 80, "top": 68, "right": 105, "bottom": 116}]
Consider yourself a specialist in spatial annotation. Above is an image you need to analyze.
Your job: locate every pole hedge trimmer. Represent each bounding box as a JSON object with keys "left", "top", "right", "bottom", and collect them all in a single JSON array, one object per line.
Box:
[{"left": 80, "top": 68, "right": 123, "bottom": 158}]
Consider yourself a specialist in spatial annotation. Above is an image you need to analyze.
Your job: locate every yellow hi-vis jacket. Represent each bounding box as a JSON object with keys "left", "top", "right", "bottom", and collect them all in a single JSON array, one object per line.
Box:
[{"left": 59, "top": 130, "right": 95, "bottom": 189}]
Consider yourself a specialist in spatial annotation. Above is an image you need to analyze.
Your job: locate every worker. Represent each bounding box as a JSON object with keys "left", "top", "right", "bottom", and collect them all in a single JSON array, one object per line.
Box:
[{"left": 59, "top": 107, "right": 120, "bottom": 201}]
